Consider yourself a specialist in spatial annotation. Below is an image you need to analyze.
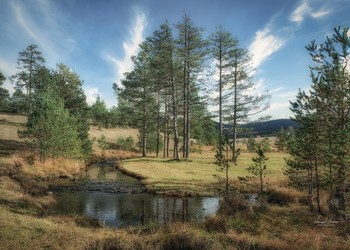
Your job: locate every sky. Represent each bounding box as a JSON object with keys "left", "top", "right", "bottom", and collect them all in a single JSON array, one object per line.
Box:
[{"left": 1, "top": 0, "right": 350, "bottom": 120}]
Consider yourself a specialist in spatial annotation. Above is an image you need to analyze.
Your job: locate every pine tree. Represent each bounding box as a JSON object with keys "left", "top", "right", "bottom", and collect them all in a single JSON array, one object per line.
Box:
[
  {"left": 149, "top": 21, "right": 180, "bottom": 159},
  {"left": 19, "top": 86, "right": 82, "bottom": 162},
  {"left": 0, "top": 71, "right": 9, "bottom": 111},
  {"left": 275, "top": 127, "right": 288, "bottom": 151},
  {"left": 90, "top": 95, "right": 109, "bottom": 128},
  {"left": 53, "top": 63, "right": 92, "bottom": 158},
  {"left": 247, "top": 144, "right": 269, "bottom": 195},
  {"left": 117, "top": 41, "right": 158, "bottom": 157},
  {"left": 227, "top": 41, "right": 270, "bottom": 162},
  {"left": 176, "top": 14, "right": 208, "bottom": 159},
  {"left": 210, "top": 26, "right": 238, "bottom": 155},
  {"left": 11, "top": 44, "right": 46, "bottom": 114}
]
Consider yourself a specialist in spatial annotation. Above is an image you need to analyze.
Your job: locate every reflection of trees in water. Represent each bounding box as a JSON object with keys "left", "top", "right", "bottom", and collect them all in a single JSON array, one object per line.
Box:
[
  {"left": 54, "top": 192, "right": 86, "bottom": 214},
  {"left": 54, "top": 192, "right": 218, "bottom": 228},
  {"left": 152, "top": 197, "right": 193, "bottom": 224}
]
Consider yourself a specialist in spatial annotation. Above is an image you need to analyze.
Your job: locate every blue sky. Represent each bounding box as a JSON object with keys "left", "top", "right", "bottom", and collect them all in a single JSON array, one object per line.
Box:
[{"left": 1, "top": 0, "right": 350, "bottom": 120}]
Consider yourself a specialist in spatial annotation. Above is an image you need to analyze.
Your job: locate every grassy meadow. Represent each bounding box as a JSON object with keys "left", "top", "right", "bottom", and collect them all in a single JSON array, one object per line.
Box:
[
  {"left": 1, "top": 112, "right": 350, "bottom": 249},
  {"left": 120, "top": 149, "right": 289, "bottom": 196}
]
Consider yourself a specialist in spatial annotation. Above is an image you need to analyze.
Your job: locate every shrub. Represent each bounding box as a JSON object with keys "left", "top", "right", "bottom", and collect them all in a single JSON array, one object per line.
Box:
[
  {"left": 116, "top": 136, "right": 135, "bottom": 151},
  {"left": 218, "top": 195, "right": 253, "bottom": 216}
]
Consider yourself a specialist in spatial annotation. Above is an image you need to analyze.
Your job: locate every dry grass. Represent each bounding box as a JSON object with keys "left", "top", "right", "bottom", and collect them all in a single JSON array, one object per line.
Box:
[
  {"left": 0, "top": 176, "right": 23, "bottom": 202},
  {"left": 0, "top": 112, "right": 26, "bottom": 141},
  {"left": 89, "top": 125, "right": 138, "bottom": 152},
  {"left": 10, "top": 153, "right": 85, "bottom": 180},
  {"left": 0, "top": 205, "right": 116, "bottom": 250}
]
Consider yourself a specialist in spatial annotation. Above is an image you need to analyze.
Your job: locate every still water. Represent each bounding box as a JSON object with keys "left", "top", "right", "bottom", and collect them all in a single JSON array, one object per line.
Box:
[
  {"left": 53, "top": 192, "right": 219, "bottom": 228},
  {"left": 52, "top": 162, "right": 219, "bottom": 228}
]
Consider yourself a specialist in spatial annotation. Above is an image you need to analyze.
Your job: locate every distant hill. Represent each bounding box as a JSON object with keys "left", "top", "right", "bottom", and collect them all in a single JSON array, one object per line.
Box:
[{"left": 219, "top": 119, "right": 298, "bottom": 137}]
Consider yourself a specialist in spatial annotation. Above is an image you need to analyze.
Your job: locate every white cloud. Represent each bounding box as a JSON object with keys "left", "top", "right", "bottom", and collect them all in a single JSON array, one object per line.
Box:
[
  {"left": 249, "top": 88, "right": 297, "bottom": 120},
  {"left": 249, "top": 27, "right": 286, "bottom": 69},
  {"left": 103, "top": 9, "right": 147, "bottom": 87},
  {"left": 290, "top": 0, "right": 332, "bottom": 24},
  {"left": 290, "top": 0, "right": 311, "bottom": 24},
  {"left": 310, "top": 9, "right": 331, "bottom": 19},
  {"left": 84, "top": 87, "right": 99, "bottom": 106}
]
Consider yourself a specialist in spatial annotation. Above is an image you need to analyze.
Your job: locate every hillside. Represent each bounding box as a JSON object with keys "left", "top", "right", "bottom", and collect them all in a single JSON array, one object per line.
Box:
[
  {"left": 240, "top": 119, "right": 298, "bottom": 136},
  {"left": 219, "top": 119, "right": 298, "bottom": 137},
  {"left": 0, "top": 112, "right": 138, "bottom": 156}
]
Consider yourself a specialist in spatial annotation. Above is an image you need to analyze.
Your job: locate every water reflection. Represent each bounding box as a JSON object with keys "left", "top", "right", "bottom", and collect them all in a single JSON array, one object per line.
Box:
[{"left": 53, "top": 192, "right": 219, "bottom": 228}]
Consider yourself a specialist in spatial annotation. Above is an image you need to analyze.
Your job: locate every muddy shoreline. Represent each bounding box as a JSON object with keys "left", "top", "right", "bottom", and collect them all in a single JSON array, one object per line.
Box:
[
  {"left": 49, "top": 179, "right": 147, "bottom": 194},
  {"left": 49, "top": 160, "right": 147, "bottom": 194}
]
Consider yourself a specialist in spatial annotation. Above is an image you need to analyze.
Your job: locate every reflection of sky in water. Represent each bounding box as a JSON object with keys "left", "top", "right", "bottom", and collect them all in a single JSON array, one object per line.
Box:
[{"left": 53, "top": 192, "right": 219, "bottom": 228}]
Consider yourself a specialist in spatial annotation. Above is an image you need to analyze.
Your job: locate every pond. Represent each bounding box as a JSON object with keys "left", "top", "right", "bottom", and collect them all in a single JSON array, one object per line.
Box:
[{"left": 51, "top": 162, "right": 220, "bottom": 228}]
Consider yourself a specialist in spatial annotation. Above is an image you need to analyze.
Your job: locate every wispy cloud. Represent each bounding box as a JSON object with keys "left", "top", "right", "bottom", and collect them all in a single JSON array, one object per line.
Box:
[
  {"left": 249, "top": 0, "right": 333, "bottom": 70},
  {"left": 9, "top": 0, "right": 75, "bottom": 66},
  {"left": 12, "top": 1, "right": 39, "bottom": 41},
  {"left": 290, "top": 0, "right": 332, "bottom": 24},
  {"left": 249, "top": 26, "right": 286, "bottom": 69},
  {"left": 250, "top": 88, "right": 297, "bottom": 120},
  {"left": 310, "top": 9, "right": 331, "bottom": 19},
  {"left": 290, "top": 0, "right": 311, "bottom": 24},
  {"left": 103, "top": 8, "right": 147, "bottom": 86}
]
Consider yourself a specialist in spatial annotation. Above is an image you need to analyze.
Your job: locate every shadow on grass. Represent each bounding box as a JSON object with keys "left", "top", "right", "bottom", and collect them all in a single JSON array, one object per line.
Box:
[{"left": 0, "top": 139, "right": 28, "bottom": 156}]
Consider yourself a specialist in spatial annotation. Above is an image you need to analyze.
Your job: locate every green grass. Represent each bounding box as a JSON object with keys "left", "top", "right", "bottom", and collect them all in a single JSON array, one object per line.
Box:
[{"left": 121, "top": 151, "right": 290, "bottom": 195}]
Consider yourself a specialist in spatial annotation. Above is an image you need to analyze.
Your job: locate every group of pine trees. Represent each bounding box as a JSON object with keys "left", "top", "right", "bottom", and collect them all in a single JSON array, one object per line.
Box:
[
  {"left": 0, "top": 45, "right": 91, "bottom": 162},
  {"left": 117, "top": 15, "right": 269, "bottom": 159},
  {"left": 286, "top": 27, "right": 350, "bottom": 220}
]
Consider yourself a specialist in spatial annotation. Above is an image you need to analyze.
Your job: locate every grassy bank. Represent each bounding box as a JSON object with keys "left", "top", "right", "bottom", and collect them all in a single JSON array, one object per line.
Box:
[{"left": 120, "top": 150, "right": 289, "bottom": 196}]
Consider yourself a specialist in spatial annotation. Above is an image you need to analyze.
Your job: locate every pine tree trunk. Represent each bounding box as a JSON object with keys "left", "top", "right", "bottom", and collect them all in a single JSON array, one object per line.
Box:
[
  {"left": 182, "top": 64, "right": 187, "bottom": 158},
  {"left": 170, "top": 65, "right": 179, "bottom": 160},
  {"left": 163, "top": 102, "right": 168, "bottom": 158},
  {"left": 156, "top": 91, "right": 161, "bottom": 158},
  {"left": 232, "top": 61, "right": 238, "bottom": 162},
  {"left": 185, "top": 69, "right": 190, "bottom": 159},
  {"left": 315, "top": 157, "right": 321, "bottom": 214},
  {"left": 219, "top": 49, "right": 223, "bottom": 156},
  {"left": 308, "top": 160, "right": 315, "bottom": 213}
]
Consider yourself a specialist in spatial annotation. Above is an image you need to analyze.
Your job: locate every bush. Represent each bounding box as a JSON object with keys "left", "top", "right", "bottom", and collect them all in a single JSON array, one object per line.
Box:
[
  {"left": 265, "top": 187, "right": 303, "bottom": 206},
  {"left": 246, "top": 137, "right": 256, "bottom": 152},
  {"left": 218, "top": 195, "right": 253, "bottom": 216},
  {"left": 116, "top": 136, "right": 135, "bottom": 151}
]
